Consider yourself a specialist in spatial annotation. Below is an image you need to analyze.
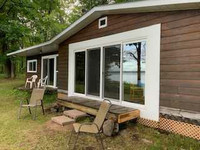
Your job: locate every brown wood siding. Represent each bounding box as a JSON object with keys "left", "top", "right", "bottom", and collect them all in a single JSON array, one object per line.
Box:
[
  {"left": 58, "top": 9, "right": 200, "bottom": 112},
  {"left": 26, "top": 52, "right": 58, "bottom": 83}
]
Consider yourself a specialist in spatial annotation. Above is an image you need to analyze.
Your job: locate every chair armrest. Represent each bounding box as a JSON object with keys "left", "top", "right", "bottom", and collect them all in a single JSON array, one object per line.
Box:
[
  {"left": 27, "top": 77, "right": 32, "bottom": 80},
  {"left": 19, "top": 98, "right": 29, "bottom": 105},
  {"left": 78, "top": 122, "right": 100, "bottom": 132}
]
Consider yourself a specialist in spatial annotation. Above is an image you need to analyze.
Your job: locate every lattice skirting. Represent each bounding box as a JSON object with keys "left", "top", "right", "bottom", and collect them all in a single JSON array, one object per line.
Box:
[
  {"left": 137, "top": 118, "right": 159, "bottom": 128},
  {"left": 138, "top": 117, "right": 200, "bottom": 140}
]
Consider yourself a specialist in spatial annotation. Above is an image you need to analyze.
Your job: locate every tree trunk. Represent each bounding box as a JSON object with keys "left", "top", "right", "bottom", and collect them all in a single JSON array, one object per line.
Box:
[
  {"left": 137, "top": 43, "right": 141, "bottom": 86},
  {"left": 5, "top": 59, "right": 11, "bottom": 78},
  {"left": 11, "top": 59, "right": 15, "bottom": 78},
  {"left": 0, "top": 64, "right": 3, "bottom": 73},
  {"left": 2, "top": 40, "right": 12, "bottom": 78}
]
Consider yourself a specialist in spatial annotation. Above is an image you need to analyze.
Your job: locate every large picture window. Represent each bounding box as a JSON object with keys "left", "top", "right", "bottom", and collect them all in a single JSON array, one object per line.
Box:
[
  {"left": 27, "top": 59, "right": 37, "bottom": 73},
  {"left": 69, "top": 24, "right": 161, "bottom": 121},
  {"left": 73, "top": 42, "right": 146, "bottom": 104}
]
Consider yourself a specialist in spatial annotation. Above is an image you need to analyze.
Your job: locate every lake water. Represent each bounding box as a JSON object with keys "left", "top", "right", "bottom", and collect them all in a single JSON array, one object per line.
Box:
[{"left": 108, "top": 71, "right": 145, "bottom": 85}]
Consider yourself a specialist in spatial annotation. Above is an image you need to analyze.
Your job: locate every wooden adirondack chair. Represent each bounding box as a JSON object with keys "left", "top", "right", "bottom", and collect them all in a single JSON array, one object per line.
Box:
[
  {"left": 18, "top": 88, "right": 45, "bottom": 120},
  {"left": 68, "top": 99, "right": 112, "bottom": 150}
]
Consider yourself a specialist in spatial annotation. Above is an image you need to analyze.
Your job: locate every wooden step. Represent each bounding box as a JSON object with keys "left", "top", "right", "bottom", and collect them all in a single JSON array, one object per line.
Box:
[
  {"left": 51, "top": 116, "right": 75, "bottom": 126},
  {"left": 63, "top": 109, "right": 87, "bottom": 120}
]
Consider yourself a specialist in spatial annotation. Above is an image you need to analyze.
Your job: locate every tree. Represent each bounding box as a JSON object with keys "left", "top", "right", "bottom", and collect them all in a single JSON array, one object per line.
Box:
[
  {"left": 0, "top": 0, "right": 68, "bottom": 78},
  {"left": 0, "top": 0, "right": 143, "bottom": 78},
  {"left": 125, "top": 42, "right": 146, "bottom": 86},
  {"left": 79, "top": 0, "right": 109, "bottom": 13},
  {"left": 126, "top": 43, "right": 141, "bottom": 86}
]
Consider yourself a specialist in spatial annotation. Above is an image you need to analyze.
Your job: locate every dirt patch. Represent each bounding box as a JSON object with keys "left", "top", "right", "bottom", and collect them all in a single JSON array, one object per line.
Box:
[{"left": 44, "top": 120, "right": 73, "bottom": 132}]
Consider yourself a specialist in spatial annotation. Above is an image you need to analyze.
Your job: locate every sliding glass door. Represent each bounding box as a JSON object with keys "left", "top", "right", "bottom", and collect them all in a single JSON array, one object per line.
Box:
[
  {"left": 87, "top": 48, "right": 101, "bottom": 96},
  {"left": 74, "top": 48, "right": 101, "bottom": 96},
  {"left": 103, "top": 45, "right": 121, "bottom": 100},
  {"left": 73, "top": 41, "right": 146, "bottom": 105},
  {"left": 75, "top": 51, "right": 85, "bottom": 94}
]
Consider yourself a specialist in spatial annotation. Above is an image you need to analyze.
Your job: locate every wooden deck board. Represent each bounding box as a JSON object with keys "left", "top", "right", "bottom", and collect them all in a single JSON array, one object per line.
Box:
[{"left": 57, "top": 95, "right": 140, "bottom": 123}]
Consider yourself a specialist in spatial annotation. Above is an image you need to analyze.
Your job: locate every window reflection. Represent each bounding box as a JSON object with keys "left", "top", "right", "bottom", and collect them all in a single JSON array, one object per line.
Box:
[
  {"left": 104, "top": 45, "right": 121, "bottom": 100},
  {"left": 87, "top": 48, "right": 100, "bottom": 96},
  {"left": 75, "top": 52, "right": 85, "bottom": 94},
  {"left": 123, "top": 41, "right": 146, "bottom": 104}
]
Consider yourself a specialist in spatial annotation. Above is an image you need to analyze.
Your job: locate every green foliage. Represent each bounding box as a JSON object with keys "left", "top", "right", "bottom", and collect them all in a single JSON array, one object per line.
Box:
[
  {"left": 115, "top": 0, "right": 143, "bottom": 3},
  {"left": 0, "top": 0, "right": 69, "bottom": 76},
  {"left": 75, "top": 83, "right": 85, "bottom": 94},
  {"left": 0, "top": 0, "right": 144, "bottom": 77},
  {"left": 79, "top": 0, "right": 109, "bottom": 13},
  {"left": 0, "top": 0, "right": 68, "bottom": 51}
]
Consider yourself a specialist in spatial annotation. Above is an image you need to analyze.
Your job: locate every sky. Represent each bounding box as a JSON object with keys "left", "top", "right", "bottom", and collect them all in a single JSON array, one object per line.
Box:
[{"left": 109, "top": 41, "right": 146, "bottom": 72}]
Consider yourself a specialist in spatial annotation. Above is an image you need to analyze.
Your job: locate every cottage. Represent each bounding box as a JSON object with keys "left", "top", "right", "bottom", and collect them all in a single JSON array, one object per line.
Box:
[{"left": 7, "top": 0, "right": 200, "bottom": 140}]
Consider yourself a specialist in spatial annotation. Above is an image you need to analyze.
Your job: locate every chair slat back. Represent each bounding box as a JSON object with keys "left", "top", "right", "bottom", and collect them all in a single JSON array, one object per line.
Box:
[
  {"left": 29, "top": 88, "right": 45, "bottom": 105},
  {"left": 93, "top": 100, "right": 111, "bottom": 130}
]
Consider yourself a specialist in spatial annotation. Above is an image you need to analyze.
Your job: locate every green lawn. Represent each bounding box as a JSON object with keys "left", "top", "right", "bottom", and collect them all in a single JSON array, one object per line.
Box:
[{"left": 0, "top": 78, "right": 199, "bottom": 150}]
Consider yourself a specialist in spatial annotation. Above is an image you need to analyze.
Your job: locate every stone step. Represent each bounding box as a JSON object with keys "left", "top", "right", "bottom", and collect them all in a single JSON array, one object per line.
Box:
[
  {"left": 63, "top": 109, "right": 87, "bottom": 120},
  {"left": 51, "top": 116, "right": 75, "bottom": 126}
]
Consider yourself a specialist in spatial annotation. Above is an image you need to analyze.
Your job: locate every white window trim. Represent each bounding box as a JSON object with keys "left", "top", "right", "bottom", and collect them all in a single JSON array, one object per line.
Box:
[
  {"left": 27, "top": 59, "right": 37, "bottom": 73},
  {"left": 41, "top": 54, "right": 58, "bottom": 88},
  {"left": 69, "top": 24, "right": 161, "bottom": 121},
  {"left": 99, "top": 16, "right": 107, "bottom": 29}
]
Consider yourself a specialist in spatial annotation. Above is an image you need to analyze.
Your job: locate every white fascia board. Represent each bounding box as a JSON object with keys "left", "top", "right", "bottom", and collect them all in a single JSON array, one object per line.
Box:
[
  {"left": 50, "top": 8, "right": 99, "bottom": 44},
  {"left": 97, "top": 0, "right": 200, "bottom": 10},
  {"left": 7, "top": 8, "right": 98, "bottom": 56},
  {"left": 7, "top": 41, "right": 51, "bottom": 56},
  {"left": 49, "top": 0, "right": 200, "bottom": 44},
  {"left": 7, "top": 0, "right": 200, "bottom": 56}
]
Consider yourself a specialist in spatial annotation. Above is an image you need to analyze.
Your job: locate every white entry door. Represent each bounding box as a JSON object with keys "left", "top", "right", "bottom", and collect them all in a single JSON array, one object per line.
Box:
[{"left": 41, "top": 54, "right": 58, "bottom": 88}]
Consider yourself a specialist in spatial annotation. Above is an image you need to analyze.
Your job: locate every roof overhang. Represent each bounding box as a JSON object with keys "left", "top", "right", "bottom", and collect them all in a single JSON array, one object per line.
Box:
[
  {"left": 7, "top": 42, "right": 58, "bottom": 57},
  {"left": 7, "top": 0, "right": 200, "bottom": 57}
]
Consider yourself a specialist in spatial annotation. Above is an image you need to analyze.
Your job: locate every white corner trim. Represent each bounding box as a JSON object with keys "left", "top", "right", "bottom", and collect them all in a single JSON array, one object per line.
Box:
[
  {"left": 27, "top": 59, "right": 37, "bottom": 73},
  {"left": 68, "top": 24, "right": 161, "bottom": 121},
  {"left": 99, "top": 16, "right": 107, "bottom": 29}
]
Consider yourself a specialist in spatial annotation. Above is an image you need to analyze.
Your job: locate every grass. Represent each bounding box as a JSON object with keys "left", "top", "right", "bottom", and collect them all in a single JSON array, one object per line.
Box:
[{"left": 0, "top": 77, "right": 199, "bottom": 150}]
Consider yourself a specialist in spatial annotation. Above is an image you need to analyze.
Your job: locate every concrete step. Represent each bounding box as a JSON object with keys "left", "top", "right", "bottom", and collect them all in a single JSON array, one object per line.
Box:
[
  {"left": 63, "top": 109, "right": 87, "bottom": 120},
  {"left": 51, "top": 116, "right": 75, "bottom": 126}
]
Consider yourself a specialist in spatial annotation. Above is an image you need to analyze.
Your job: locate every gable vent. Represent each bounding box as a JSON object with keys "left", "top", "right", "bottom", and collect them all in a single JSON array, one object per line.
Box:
[{"left": 99, "top": 17, "right": 107, "bottom": 29}]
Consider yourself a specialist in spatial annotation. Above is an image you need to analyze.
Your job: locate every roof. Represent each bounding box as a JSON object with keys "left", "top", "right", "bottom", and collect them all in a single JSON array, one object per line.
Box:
[{"left": 7, "top": 0, "right": 200, "bottom": 56}]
